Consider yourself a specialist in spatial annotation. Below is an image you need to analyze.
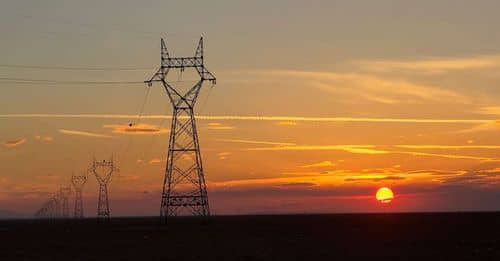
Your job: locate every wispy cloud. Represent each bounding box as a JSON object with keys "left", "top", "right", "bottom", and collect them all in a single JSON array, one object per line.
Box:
[
  {"left": 276, "top": 121, "right": 297, "bottom": 126},
  {"left": 206, "top": 122, "right": 235, "bottom": 130},
  {"left": 301, "top": 161, "right": 336, "bottom": 168},
  {"left": 3, "top": 138, "right": 26, "bottom": 148},
  {"left": 103, "top": 123, "right": 168, "bottom": 135},
  {"left": 218, "top": 138, "right": 295, "bottom": 146},
  {"left": 396, "top": 145, "right": 500, "bottom": 149},
  {"left": 218, "top": 152, "right": 232, "bottom": 160},
  {"left": 396, "top": 150, "right": 498, "bottom": 162},
  {"left": 246, "top": 145, "right": 389, "bottom": 155},
  {"left": 457, "top": 121, "right": 500, "bottom": 133},
  {"left": 34, "top": 135, "right": 53, "bottom": 143},
  {"left": 344, "top": 175, "right": 406, "bottom": 182},
  {"left": 407, "top": 170, "right": 467, "bottom": 176},
  {"left": 0, "top": 113, "right": 492, "bottom": 124},
  {"left": 58, "top": 129, "right": 112, "bottom": 138},
  {"left": 476, "top": 106, "right": 500, "bottom": 115},
  {"left": 261, "top": 70, "right": 469, "bottom": 104},
  {"left": 355, "top": 55, "right": 500, "bottom": 74},
  {"left": 245, "top": 144, "right": 500, "bottom": 161},
  {"left": 148, "top": 158, "right": 164, "bottom": 164}
]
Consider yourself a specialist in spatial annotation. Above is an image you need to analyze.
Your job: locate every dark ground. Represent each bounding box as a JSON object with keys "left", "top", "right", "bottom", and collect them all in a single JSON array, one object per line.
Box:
[{"left": 1, "top": 213, "right": 500, "bottom": 260}]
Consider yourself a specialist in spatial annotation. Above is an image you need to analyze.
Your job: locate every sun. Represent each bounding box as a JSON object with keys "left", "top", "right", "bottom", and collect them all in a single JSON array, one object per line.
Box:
[{"left": 376, "top": 187, "right": 394, "bottom": 204}]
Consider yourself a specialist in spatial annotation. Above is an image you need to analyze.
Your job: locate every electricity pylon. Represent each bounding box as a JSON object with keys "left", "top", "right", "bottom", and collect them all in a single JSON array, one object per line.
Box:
[
  {"left": 59, "top": 186, "right": 72, "bottom": 218},
  {"left": 145, "top": 37, "right": 216, "bottom": 222},
  {"left": 91, "top": 158, "right": 117, "bottom": 220},
  {"left": 71, "top": 173, "right": 88, "bottom": 219},
  {"left": 34, "top": 195, "right": 60, "bottom": 218}
]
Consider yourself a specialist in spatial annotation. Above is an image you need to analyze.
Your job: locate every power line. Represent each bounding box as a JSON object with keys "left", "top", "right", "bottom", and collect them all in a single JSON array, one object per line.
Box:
[
  {"left": 0, "top": 77, "right": 143, "bottom": 85},
  {"left": 0, "top": 64, "right": 153, "bottom": 71},
  {"left": 0, "top": 77, "right": 200, "bottom": 86}
]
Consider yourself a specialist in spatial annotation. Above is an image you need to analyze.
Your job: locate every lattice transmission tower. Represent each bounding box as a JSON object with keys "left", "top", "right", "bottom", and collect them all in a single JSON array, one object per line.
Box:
[
  {"left": 92, "top": 158, "right": 117, "bottom": 220},
  {"left": 34, "top": 195, "right": 60, "bottom": 218},
  {"left": 59, "top": 186, "right": 72, "bottom": 218},
  {"left": 72, "top": 172, "right": 88, "bottom": 218},
  {"left": 145, "top": 37, "right": 216, "bottom": 222}
]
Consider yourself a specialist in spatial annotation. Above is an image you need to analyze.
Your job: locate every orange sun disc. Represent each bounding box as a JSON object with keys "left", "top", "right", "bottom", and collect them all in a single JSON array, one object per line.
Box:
[{"left": 376, "top": 187, "right": 394, "bottom": 203}]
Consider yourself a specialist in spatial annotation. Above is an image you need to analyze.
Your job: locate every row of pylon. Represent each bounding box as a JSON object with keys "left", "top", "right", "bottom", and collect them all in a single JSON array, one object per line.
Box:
[{"left": 34, "top": 158, "right": 116, "bottom": 220}]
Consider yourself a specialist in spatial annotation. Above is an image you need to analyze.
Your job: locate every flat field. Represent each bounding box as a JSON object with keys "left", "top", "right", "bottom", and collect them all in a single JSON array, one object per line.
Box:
[{"left": 1, "top": 213, "right": 499, "bottom": 260}]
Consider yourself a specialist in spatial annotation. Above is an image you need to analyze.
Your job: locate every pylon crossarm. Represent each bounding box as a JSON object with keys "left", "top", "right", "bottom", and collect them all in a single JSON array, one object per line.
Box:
[{"left": 162, "top": 80, "right": 183, "bottom": 106}]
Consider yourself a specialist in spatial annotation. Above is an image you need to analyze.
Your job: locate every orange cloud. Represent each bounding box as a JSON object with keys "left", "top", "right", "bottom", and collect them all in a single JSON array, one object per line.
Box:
[
  {"left": 218, "top": 152, "right": 232, "bottom": 160},
  {"left": 59, "top": 129, "right": 112, "bottom": 138},
  {"left": 396, "top": 145, "right": 500, "bottom": 149},
  {"left": 103, "top": 123, "right": 168, "bottom": 135},
  {"left": 344, "top": 175, "right": 406, "bottom": 182},
  {"left": 218, "top": 138, "right": 295, "bottom": 146},
  {"left": 34, "top": 135, "right": 54, "bottom": 143},
  {"left": 301, "top": 161, "right": 336, "bottom": 168},
  {"left": 355, "top": 55, "right": 500, "bottom": 74},
  {"left": 3, "top": 138, "right": 26, "bottom": 148},
  {"left": 148, "top": 158, "right": 164, "bottom": 164},
  {"left": 276, "top": 121, "right": 297, "bottom": 126},
  {"left": 247, "top": 145, "right": 388, "bottom": 155},
  {"left": 0, "top": 113, "right": 491, "bottom": 124},
  {"left": 207, "top": 122, "right": 235, "bottom": 130},
  {"left": 257, "top": 70, "right": 468, "bottom": 104}
]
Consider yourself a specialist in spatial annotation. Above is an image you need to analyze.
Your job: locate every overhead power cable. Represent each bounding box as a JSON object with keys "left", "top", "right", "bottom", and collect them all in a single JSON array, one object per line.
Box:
[{"left": 0, "top": 64, "right": 152, "bottom": 71}]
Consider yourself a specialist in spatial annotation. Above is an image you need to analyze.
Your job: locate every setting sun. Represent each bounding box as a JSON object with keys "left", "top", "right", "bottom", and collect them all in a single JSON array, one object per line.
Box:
[{"left": 376, "top": 187, "right": 394, "bottom": 204}]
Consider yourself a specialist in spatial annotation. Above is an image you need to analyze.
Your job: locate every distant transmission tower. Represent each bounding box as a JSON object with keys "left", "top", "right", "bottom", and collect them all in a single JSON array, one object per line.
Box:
[
  {"left": 145, "top": 37, "right": 216, "bottom": 222},
  {"left": 34, "top": 195, "right": 60, "bottom": 219},
  {"left": 59, "top": 186, "right": 72, "bottom": 218},
  {"left": 71, "top": 173, "right": 88, "bottom": 218},
  {"left": 92, "top": 158, "right": 117, "bottom": 220}
]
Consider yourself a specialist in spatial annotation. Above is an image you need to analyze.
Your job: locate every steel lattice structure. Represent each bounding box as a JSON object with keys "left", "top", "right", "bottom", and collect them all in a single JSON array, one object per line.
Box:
[
  {"left": 59, "top": 186, "right": 72, "bottom": 218},
  {"left": 34, "top": 195, "right": 60, "bottom": 218},
  {"left": 145, "top": 37, "right": 215, "bottom": 222},
  {"left": 34, "top": 186, "right": 70, "bottom": 219},
  {"left": 72, "top": 173, "right": 88, "bottom": 219},
  {"left": 92, "top": 159, "right": 116, "bottom": 220}
]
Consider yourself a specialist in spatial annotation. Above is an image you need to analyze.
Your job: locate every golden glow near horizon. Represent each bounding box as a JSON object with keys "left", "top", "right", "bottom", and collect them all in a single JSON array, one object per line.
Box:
[{"left": 376, "top": 187, "right": 394, "bottom": 204}]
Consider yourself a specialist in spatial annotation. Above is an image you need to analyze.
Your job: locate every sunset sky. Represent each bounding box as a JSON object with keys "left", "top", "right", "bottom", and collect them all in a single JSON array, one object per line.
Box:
[{"left": 2, "top": 0, "right": 500, "bottom": 216}]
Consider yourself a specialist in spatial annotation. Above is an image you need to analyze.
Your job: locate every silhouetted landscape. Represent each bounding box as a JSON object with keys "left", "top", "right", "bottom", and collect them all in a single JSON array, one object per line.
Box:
[{"left": 1, "top": 213, "right": 500, "bottom": 260}]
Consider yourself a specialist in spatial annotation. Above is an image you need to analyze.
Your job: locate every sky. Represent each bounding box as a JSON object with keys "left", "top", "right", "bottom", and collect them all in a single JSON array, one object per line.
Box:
[{"left": 1, "top": 0, "right": 500, "bottom": 217}]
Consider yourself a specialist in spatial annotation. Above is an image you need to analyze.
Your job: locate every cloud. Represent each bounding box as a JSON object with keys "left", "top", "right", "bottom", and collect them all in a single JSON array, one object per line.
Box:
[
  {"left": 344, "top": 175, "right": 406, "bottom": 182},
  {"left": 395, "top": 145, "right": 500, "bottom": 149},
  {"left": 457, "top": 121, "right": 500, "bottom": 133},
  {"left": 407, "top": 170, "right": 467, "bottom": 176},
  {"left": 476, "top": 106, "right": 500, "bottom": 115},
  {"left": 0, "top": 113, "right": 491, "bottom": 124},
  {"left": 218, "top": 138, "right": 296, "bottom": 146},
  {"left": 301, "top": 161, "right": 336, "bottom": 168},
  {"left": 58, "top": 129, "right": 112, "bottom": 138},
  {"left": 218, "top": 152, "right": 232, "bottom": 160},
  {"left": 148, "top": 158, "right": 164, "bottom": 164},
  {"left": 3, "top": 138, "right": 26, "bottom": 148},
  {"left": 206, "top": 122, "right": 235, "bottom": 130},
  {"left": 355, "top": 55, "right": 500, "bottom": 74},
  {"left": 262, "top": 70, "right": 469, "bottom": 104},
  {"left": 278, "top": 182, "right": 317, "bottom": 188},
  {"left": 246, "top": 145, "right": 389, "bottom": 155},
  {"left": 276, "top": 121, "right": 297, "bottom": 126},
  {"left": 103, "top": 123, "right": 168, "bottom": 135},
  {"left": 396, "top": 150, "right": 498, "bottom": 162},
  {"left": 34, "top": 135, "right": 53, "bottom": 143},
  {"left": 246, "top": 144, "right": 499, "bottom": 161}
]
